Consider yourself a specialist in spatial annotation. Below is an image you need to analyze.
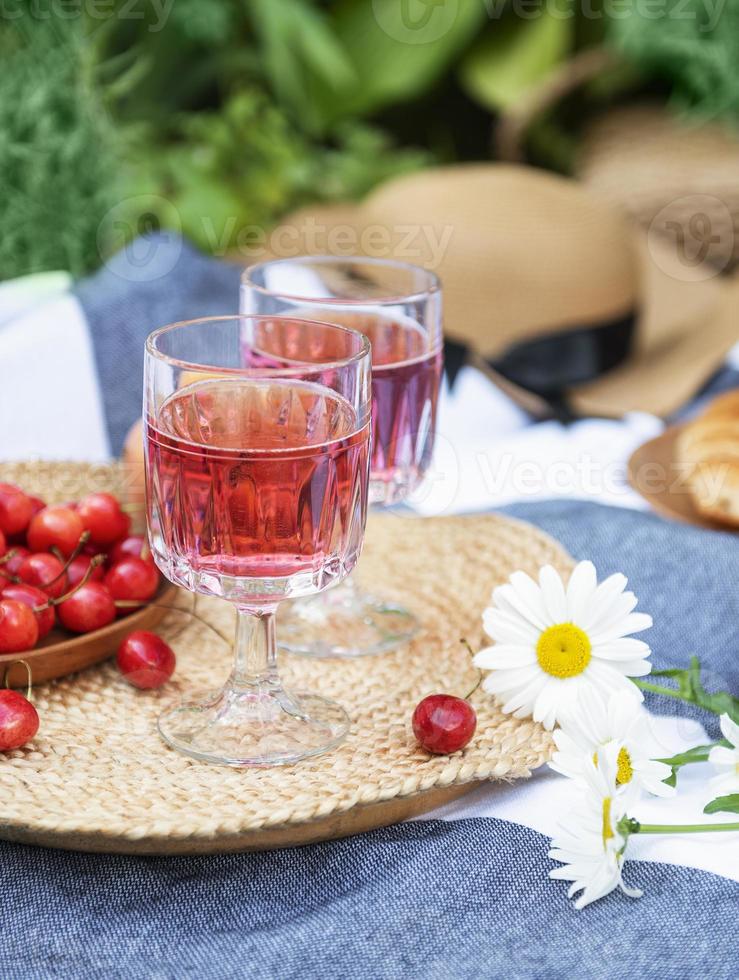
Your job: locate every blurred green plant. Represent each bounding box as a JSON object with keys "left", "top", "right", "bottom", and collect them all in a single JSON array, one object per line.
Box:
[
  {"left": 1, "top": 0, "right": 632, "bottom": 280},
  {"left": 609, "top": 0, "right": 739, "bottom": 123}
]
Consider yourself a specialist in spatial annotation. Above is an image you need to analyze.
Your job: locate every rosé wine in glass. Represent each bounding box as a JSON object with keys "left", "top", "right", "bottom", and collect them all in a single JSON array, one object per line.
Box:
[
  {"left": 144, "top": 315, "right": 371, "bottom": 766},
  {"left": 147, "top": 379, "right": 369, "bottom": 601},
  {"left": 241, "top": 257, "right": 443, "bottom": 658}
]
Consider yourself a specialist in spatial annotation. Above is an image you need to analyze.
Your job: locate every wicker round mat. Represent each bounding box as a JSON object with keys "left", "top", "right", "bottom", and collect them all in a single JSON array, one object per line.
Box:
[{"left": 0, "top": 462, "right": 573, "bottom": 854}]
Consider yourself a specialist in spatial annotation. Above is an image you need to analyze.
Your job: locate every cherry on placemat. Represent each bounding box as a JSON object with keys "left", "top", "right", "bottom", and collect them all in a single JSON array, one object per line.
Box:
[
  {"left": 117, "top": 630, "right": 176, "bottom": 689},
  {"left": 412, "top": 694, "right": 477, "bottom": 755},
  {"left": 0, "top": 690, "right": 39, "bottom": 752}
]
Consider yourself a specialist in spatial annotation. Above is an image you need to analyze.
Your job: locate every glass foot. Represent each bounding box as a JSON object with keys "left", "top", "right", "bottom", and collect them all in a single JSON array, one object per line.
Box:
[
  {"left": 278, "top": 581, "right": 419, "bottom": 658},
  {"left": 158, "top": 686, "right": 349, "bottom": 767}
]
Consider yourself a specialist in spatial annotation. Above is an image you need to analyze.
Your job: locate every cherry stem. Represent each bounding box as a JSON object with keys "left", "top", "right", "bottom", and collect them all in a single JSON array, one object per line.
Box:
[
  {"left": 34, "top": 554, "right": 107, "bottom": 610},
  {"left": 0, "top": 549, "right": 19, "bottom": 566},
  {"left": 0, "top": 567, "right": 20, "bottom": 584},
  {"left": 3, "top": 659, "right": 32, "bottom": 701},
  {"left": 43, "top": 530, "right": 95, "bottom": 591},
  {"left": 460, "top": 638, "right": 483, "bottom": 700}
]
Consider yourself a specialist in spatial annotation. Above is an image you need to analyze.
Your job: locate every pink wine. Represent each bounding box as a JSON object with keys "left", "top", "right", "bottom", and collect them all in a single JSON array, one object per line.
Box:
[
  {"left": 365, "top": 317, "right": 442, "bottom": 504},
  {"left": 146, "top": 379, "right": 370, "bottom": 604},
  {"left": 243, "top": 313, "right": 442, "bottom": 505}
]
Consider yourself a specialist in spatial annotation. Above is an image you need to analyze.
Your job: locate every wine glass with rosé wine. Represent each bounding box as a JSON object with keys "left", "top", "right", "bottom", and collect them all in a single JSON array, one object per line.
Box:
[
  {"left": 241, "top": 257, "right": 443, "bottom": 658},
  {"left": 144, "top": 315, "right": 372, "bottom": 766}
]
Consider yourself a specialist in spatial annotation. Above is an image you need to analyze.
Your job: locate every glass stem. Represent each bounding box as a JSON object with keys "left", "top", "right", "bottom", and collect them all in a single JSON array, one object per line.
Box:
[{"left": 230, "top": 605, "right": 279, "bottom": 691}]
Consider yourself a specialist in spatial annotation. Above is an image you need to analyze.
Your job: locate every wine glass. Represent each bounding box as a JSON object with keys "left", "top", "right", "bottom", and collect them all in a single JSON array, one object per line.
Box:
[
  {"left": 241, "top": 257, "right": 443, "bottom": 657},
  {"left": 144, "top": 315, "right": 372, "bottom": 766}
]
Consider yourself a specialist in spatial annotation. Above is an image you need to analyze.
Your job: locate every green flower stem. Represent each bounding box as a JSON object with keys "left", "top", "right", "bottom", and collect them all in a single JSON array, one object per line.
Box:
[
  {"left": 621, "top": 817, "right": 739, "bottom": 835},
  {"left": 632, "top": 679, "right": 690, "bottom": 703}
]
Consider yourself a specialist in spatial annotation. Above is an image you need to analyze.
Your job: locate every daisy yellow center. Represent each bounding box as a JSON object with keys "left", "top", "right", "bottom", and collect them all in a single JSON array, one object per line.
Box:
[
  {"left": 616, "top": 747, "right": 633, "bottom": 785},
  {"left": 536, "top": 623, "right": 592, "bottom": 678},
  {"left": 602, "top": 797, "right": 614, "bottom": 847}
]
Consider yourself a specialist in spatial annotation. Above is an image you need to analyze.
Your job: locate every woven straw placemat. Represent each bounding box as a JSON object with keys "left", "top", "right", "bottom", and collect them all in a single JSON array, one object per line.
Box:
[{"left": 0, "top": 462, "right": 573, "bottom": 854}]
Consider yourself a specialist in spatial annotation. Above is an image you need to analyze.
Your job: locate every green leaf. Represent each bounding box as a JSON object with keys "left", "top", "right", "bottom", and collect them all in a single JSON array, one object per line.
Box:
[
  {"left": 310, "top": 0, "right": 488, "bottom": 125},
  {"left": 704, "top": 794, "right": 739, "bottom": 816},
  {"left": 657, "top": 741, "right": 727, "bottom": 788},
  {"left": 460, "top": 9, "right": 573, "bottom": 111}
]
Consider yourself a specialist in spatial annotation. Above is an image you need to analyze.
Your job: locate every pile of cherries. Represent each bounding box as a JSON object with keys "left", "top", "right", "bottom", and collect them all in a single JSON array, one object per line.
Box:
[{"left": 0, "top": 482, "right": 176, "bottom": 752}]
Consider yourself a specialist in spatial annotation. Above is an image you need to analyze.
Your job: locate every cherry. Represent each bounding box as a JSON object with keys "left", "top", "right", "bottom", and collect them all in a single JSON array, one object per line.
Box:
[
  {"left": 18, "top": 553, "right": 68, "bottom": 599},
  {"left": 0, "top": 484, "right": 33, "bottom": 537},
  {"left": 67, "top": 554, "right": 105, "bottom": 589},
  {"left": 2, "top": 546, "right": 31, "bottom": 577},
  {"left": 77, "top": 493, "right": 130, "bottom": 547},
  {"left": 0, "top": 598, "right": 39, "bottom": 653},
  {"left": 57, "top": 582, "right": 116, "bottom": 634},
  {"left": 0, "top": 690, "right": 39, "bottom": 751},
  {"left": 412, "top": 694, "right": 477, "bottom": 755},
  {"left": 105, "top": 557, "right": 159, "bottom": 604},
  {"left": 1, "top": 583, "right": 55, "bottom": 639},
  {"left": 0, "top": 529, "right": 5, "bottom": 559},
  {"left": 27, "top": 505, "right": 85, "bottom": 559},
  {"left": 117, "top": 631, "right": 176, "bottom": 689},
  {"left": 28, "top": 496, "right": 46, "bottom": 518},
  {"left": 108, "top": 535, "right": 151, "bottom": 567}
]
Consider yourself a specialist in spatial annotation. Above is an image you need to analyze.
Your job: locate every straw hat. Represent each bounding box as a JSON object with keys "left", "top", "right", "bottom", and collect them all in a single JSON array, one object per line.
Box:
[{"left": 252, "top": 164, "right": 738, "bottom": 419}]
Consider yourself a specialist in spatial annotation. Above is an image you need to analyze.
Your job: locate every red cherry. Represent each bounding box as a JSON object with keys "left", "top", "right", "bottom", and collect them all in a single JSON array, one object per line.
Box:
[
  {"left": 105, "top": 557, "right": 159, "bottom": 604},
  {"left": 108, "top": 535, "right": 151, "bottom": 567},
  {"left": 0, "top": 690, "right": 39, "bottom": 751},
  {"left": 67, "top": 554, "right": 105, "bottom": 589},
  {"left": 57, "top": 582, "right": 116, "bottom": 634},
  {"left": 117, "top": 631, "right": 176, "bottom": 689},
  {"left": 77, "top": 493, "right": 130, "bottom": 547},
  {"left": 27, "top": 505, "right": 85, "bottom": 559},
  {"left": 0, "top": 484, "right": 33, "bottom": 537},
  {"left": 3, "top": 546, "right": 30, "bottom": 577},
  {"left": 28, "top": 496, "right": 46, "bottom": 518},
  {"left": 412, "top": 694, "right": 477, "bottom": 755},
  {"left": 0, "top": 598, "right": 39, "bottom": 653},
  {"left": 0, "top": 529, "right": 6, "bottom": 559},
  {"left": 18, "top": 553, "right": 67, "bottom": 599},
  {"left": 1, "top": 583, "right": 55, "bottom": 639}
]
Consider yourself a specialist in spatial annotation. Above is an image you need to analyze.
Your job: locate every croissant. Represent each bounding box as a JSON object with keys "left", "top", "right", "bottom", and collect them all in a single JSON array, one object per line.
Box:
[{"left": 677, "top": 390, "right": 739, "bottom": 527}]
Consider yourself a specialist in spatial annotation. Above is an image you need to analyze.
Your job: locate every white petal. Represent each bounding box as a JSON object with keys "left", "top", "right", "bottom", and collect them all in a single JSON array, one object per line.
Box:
[
  {"left": 509, "top": 570, "right": 551, "bottom": 626},
  {"left": 500, "top": 674, "right": 547, "bottom": 716},
  {"left": 482, "top": 608, "right": 540, "bottom": 645},
  {"left": 708, "top": 745, "right": 738, "bottom": 768},
  {"left": 719, "top": 713, "right": 739, "bottom": 749},
  {"left": 593, "top": 638, "right": 651, "bottom": 662},
  {"left": 591, "top": 612, "right": 653, "bottom": 644},
  {"left": 481, "top": 665, "right": 538, "bottom": 695},
  {"left": 579, "top": 572, "right": 628, "bottom": 631},
  {"left": 493, "top": 582, "right": 549, "bottom": 633},
  {"left": 583, "top": 592, "right": 638, "bottom": 637},
  {"left": 566, "top": 561, "right": 598, "bottom": 625},
  {"left": 539, "top": 565, "right": 568, "bottom": 623},
  {"left": 473, "top": 644, "right": 536, "bottom": 670}
]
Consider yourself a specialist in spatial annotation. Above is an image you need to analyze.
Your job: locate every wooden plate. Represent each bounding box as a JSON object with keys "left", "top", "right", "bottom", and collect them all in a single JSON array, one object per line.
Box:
[
  {"left": 627, "top": 425, "right": 735, "bottom": 531},
  {"left": 0, "top": 581, "right": 179, "bottom": 687}
]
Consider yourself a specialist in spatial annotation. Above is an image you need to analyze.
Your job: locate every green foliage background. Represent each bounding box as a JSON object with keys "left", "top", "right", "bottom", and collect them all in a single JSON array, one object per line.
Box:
[{"left": 2, "top": 0, "right": 737, "bottom": 282}]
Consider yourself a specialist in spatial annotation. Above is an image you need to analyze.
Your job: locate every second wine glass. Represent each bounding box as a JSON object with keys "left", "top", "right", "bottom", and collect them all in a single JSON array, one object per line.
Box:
[{"left": 241, "top": 256, "right": 443, "bottom": 658}]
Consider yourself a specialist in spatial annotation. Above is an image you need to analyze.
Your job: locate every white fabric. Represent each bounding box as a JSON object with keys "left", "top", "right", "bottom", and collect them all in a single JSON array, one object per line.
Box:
[{"left": 0, "top": 291, "right": 110, "bottom": 461}]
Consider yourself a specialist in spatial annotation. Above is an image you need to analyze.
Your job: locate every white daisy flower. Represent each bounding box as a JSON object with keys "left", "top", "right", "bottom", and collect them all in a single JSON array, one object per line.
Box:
[
  {"left": 474, "top": 561, "right": 652, "bottom": 730},
  {"left": 550, "top": 688, "right": 675, "bottom": 799},
  {"left": 549, "top": 743, "right": 643, "bottom": 909},
  {"left": 708, "top": 713, "right": 739, "bottom": 798}
]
